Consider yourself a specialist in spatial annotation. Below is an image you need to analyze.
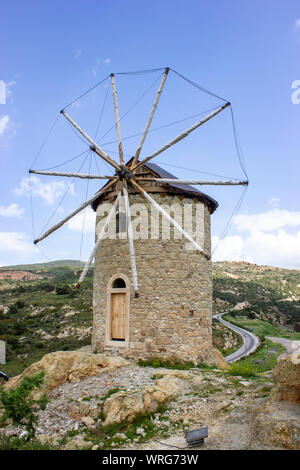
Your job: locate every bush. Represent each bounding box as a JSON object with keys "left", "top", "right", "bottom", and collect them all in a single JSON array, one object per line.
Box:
[
  {"left": 228, "top": 362, "right": 257, "bottom": 378},
  {"left": 7, "top": 304, "right": 17, "bottom": 315},
  {"left": 55, "top": 285, "right": 70, "bottom": 295},
  {"left": 0, "top": 371, "right": 48, "bottom": 439}
]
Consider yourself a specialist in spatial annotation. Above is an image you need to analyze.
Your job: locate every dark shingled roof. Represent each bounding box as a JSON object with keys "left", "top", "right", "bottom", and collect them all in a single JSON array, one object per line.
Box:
[
  {"left": 91, "top": 160, "right": 219, "bottom": 214},
  {"left": 146, "top": 161, "right": 218, "bottom": 213}
]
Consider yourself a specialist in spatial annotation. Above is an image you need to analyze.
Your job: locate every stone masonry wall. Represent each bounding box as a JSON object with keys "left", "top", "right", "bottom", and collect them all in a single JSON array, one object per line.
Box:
[{"left": 92, "top": 193, "right": 215, "bottom": 364}]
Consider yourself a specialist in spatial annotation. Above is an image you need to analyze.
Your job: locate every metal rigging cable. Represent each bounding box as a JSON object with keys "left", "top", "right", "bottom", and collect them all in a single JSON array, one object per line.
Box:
[
  {"left": 36, "top": 150, "right": 91, "bottom": 239},
  {"left": 96, "top": 72, "right": 164, "bottom": 143},
  {"left": 212, "top": 185, "right": 248, "bottom": 256},
  {"left": 98, "top": 106, "right": 221, "bottom": 147},
  {"left": 62, "top": 74, "right": 111, "bottom": 111},
  {"left": 170, "top": 68, "right": 228, "bottom": 103},
  {"left": 36, "top": 148, "right": 90, "bottom": 172}
]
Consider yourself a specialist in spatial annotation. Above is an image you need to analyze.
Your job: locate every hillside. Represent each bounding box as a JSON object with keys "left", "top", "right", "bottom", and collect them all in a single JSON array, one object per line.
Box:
[
  {"left": 213, "top": 261, "right": 300, "bottom": 326},
  {"left": 0, "top": 260, "right": 299, "bottom": 376}
]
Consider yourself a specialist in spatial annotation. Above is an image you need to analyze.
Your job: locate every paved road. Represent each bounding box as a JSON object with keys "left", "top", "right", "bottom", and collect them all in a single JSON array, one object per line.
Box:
[
  {"left": 213, "top": 313, "right": 260, "bottom": 363},
  {"left": 267, "top": 336, "right": 300, "bottom": 360}
]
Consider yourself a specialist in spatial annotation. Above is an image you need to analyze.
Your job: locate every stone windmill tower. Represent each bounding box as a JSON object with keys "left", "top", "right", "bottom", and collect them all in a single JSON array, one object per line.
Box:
[
  {"left": 31, "top": 68, "right": 248, "bottom": 365},
  {"left": 90, "top": 160, "right": 219, "bottom": 364}
]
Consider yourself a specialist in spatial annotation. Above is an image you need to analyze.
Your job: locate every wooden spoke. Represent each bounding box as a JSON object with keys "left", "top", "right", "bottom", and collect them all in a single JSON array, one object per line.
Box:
[
  {"left": 29, "top": 169, "right": 116, "bottom": 180},
  {"left": 130, "top": 68, "right": 169, "bottom": 169},
  {"left": 110, "top": 74, "right": 124, "bottom": 166},
  {"left": 135, "top": 177, "right": 248, "bottom": 186},
  {"left": 75, "top": 192, "right": 121, "bottom": 287},
  {"left": 122, "top": 184, "right": 138, "bottom": 295},
  {"left": 129, "top": 178, "right": 210, "bottom": 260},
  {"left": 61, "top": 110, "right": 120, "bottom": 171},
  {"left": 34, "top": 178, "right": 117, "bottom": 245},
  {"left": 131, "top": 102, "right": 230, "bottom": 172}
]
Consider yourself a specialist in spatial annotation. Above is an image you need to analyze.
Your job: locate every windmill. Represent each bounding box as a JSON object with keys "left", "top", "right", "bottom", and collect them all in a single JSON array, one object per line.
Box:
[{"left": 30, "top": 68, "right": 248, "bottom": 363}]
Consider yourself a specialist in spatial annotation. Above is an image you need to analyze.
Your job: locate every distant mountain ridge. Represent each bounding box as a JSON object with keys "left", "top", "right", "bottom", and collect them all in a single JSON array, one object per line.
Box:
[{"left": 0, "top": 260, "right": 90, "bottom": 271}]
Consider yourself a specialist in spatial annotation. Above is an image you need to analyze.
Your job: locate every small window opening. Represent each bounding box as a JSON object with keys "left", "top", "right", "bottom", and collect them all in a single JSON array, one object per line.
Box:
[
  {"left": 116, "top": 211, "right": 127, "bottom": 234},
  {"left": 112, "top": 278, "right": 126, "bottom": 288}
]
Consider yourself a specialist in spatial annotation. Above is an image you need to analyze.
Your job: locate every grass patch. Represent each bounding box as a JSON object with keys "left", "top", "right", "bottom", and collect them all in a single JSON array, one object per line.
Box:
[
  {"left": 138, "top": 357, "right": 215, "bottom": 371},
  {"left": 0, "top": 435, "right": 59, "bottom": 450},
  {"left": 228, "top": 362, "right": 257, "bottom": 378},
  {"left": 193, "top": 383, "right": 222, "bottom": 398},
  {"left": 223, "top": 316, "right": 300, "bottom": 340},
  {"left": 100, "top": 388, "right": 125, "bottom": 401},
  {"left": 228, "top": 338, "right": 285, "bottom": 374},
  {"left": 84, "top": 403, "right": 172, "bottom": 449}
]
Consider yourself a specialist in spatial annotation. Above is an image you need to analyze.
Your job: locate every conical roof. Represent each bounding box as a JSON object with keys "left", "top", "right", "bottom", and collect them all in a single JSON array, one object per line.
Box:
[{"left": 91, "top": 160, "right": 218, "bottom": 214}]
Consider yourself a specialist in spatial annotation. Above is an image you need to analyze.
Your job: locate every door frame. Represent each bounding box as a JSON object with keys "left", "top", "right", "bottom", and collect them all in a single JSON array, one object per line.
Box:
[{"left": 105, "top": 273, "right": 130, "bottom": 348}]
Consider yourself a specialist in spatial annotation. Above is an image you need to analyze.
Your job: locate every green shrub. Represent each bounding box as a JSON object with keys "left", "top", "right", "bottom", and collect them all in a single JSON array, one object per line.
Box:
[
  {"left": 7, "top": 304, "right": 17, "bottom": 315},
  {"left": 228, "top": 362, "right": 257, "bottom": 378},
  {"left": 0, "top": 371, "right": 48, "bottom": 439},
  {"left": 55, "top": 285, "right": 70, "bottom": 295}
]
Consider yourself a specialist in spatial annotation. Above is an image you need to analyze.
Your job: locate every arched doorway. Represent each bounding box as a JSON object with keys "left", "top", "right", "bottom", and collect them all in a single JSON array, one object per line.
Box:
[{"left": 105, "top": 274, "right": 130, "bottom": 347}]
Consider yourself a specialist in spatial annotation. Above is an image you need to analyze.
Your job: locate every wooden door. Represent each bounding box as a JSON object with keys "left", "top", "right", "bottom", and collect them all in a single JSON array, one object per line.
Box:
[{"left": 111, "top": 292, "right": 126, "bottom": 340}]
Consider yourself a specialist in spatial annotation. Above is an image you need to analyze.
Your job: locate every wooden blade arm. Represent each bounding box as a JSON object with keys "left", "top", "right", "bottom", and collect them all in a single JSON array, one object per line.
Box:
[
  {"left": 131, "top": 102, "right": 230, "bottom": 172},
  {"left": 135, "top": 177, "right": 249, "bottom": 186},
  {"left": 60, "top": 110, "right": 120, "bottom": 171},
  {"left": 110, "top": 73, "right": 124, "bottom": 166},
  {"left": 129, "top": 178, "right": 210, "bottom": 260},
  {"left": 33, "top": 178, "right": 117, "bottom": 244},
  {"left": 29, "top": 169, "right": 116, "bottom": 180},
  {"left": 75, "top": 192, "right": 121, "bottom": 287},
  {"left": 131, "top": 67, "right": 169, "bottom": 169},
  {"left": 123, "top": 184, "right": 138, "bottom": 294}
]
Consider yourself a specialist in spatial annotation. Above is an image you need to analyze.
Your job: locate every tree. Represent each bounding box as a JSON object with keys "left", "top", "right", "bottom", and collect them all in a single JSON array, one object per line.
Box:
[{"left": 0, "top": 372, "right": 48, "bottom": 439}]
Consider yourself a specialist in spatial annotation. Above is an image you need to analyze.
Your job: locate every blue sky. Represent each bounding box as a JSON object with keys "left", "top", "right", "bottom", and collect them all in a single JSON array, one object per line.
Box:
[{"left": 1, "top": 0, "right": 300, "bottom": 269}]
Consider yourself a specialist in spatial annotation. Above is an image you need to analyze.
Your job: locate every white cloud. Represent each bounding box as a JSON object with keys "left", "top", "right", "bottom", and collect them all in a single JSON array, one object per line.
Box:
[
  {"left": 67, "top": 207, "right": 96, "bottom": 233},
  {"left": 0, "top": 232, "right": 35, "bottom": 258},
  {"left": 0, "top": 81, "right": 16, "bottom": 105},
  {"left": 0, "top": 81, "right": 6, "bottom": 104},
  {"left": 233, "top": 208, "right": 300, "bottom": 232},
  {"left": 295, "top": 18, "right": 300, "bottom": 29},
  {"left": 0, "top": 203, "right": 24, "bottom": 218},
  {"left": 0, "top": 115, "right": 10, "bottom": 136},
  {"left": 212, "top": 229, "right": 300, "bottom": 269},
  {"left": 14, "top": 175, "right": 75, "bottom": 206},
  {"left": 212, "top": 206, "right": 300, "bottom": 269},
  {"left": 104, "top": 58, "right": 111, "bottom": 64},
  {"left": 268, "top": 197, "right": 279, "bottom": 208}
]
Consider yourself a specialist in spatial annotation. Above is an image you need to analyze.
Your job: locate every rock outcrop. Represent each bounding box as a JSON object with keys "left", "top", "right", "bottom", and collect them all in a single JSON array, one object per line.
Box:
[
  {"left": 4, "top": 351, "right": 128, "bottom": 397},
  {"left": 251, "top": 352, "right": 300, "bottom": 449},
  {"left": 252, "top": 401, "right": 300, "bottom": 450},
  {"left": 269, "top": 352, "right": 300, "bottom": 404},
  {"left": 103, "top": 375, "right": 187, "bottom": 426}
]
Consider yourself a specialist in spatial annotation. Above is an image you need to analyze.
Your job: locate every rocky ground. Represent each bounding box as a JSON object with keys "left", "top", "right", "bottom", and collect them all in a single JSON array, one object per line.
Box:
[
  {"left": 0, "top": 350, "right": 282, "bottom": 450},
  {"left": 1, "top": 342, "right": 300, "bottom": 450}
]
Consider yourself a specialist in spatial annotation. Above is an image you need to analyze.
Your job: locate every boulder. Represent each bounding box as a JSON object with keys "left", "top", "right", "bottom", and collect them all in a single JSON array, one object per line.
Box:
[
  {"left": 269, "top": 352, "right": 300, "bottom": 404},
  {"left": 103, "top": 376, "right": 183, "bottom": 426},
  {"left": 154, "top": 375, "right": 186, "bottom": 398},
  {"left": 253, "top": 401, "right": 300, "bottom": 450},
  {"left": 154, "top": 370, "right": 191, "bottom": 380},
  {"left": 4, "top": 351, "right": 129, "bottom": 398},
  {"left": 63, "top": 438, "right": 93, "bottom": 450},
  {"left": 81, "top": 416, "right": 95, "bottom": 426}
]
